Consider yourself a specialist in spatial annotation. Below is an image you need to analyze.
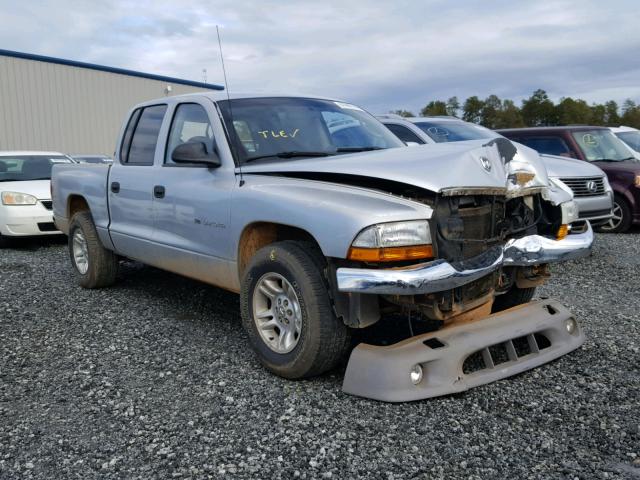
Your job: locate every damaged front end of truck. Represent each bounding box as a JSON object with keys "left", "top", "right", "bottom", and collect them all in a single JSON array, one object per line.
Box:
[{"left": 330, "top": 138, "right": 592, "bottom": 402}]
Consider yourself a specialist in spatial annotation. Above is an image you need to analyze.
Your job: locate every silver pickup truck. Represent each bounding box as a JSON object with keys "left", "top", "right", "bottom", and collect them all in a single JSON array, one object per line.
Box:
[{"left": 52, "top": 93, "right": 593, "bottom": 402}]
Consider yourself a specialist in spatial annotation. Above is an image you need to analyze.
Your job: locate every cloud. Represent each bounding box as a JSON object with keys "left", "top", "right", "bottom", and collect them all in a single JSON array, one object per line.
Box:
[{"left": 0, "top": 0, "right": 638, "bottom": 113}]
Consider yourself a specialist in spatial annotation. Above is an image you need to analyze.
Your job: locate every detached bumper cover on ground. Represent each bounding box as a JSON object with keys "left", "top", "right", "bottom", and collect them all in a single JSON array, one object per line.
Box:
[{"left": 343, "top": 299, "right": 584, "bottom": 402}]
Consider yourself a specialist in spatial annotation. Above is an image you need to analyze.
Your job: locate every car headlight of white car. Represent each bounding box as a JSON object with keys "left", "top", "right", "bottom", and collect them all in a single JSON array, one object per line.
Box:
[
  {"left": 348, "top": 220, "right": 433, "bottom": 262},
  {"left": 1, "top": 191, "right": 38, "bottom": 206}
]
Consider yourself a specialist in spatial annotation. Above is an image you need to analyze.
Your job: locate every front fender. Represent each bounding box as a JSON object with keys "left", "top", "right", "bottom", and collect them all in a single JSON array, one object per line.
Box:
[{"left": 229, "top": 175, "right": 433, "bottom": 259}]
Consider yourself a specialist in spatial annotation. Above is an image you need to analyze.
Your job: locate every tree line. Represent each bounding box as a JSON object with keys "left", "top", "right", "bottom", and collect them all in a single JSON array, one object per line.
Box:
[{"left": 393, "top": 89, "right": 640, "bottom": 130}]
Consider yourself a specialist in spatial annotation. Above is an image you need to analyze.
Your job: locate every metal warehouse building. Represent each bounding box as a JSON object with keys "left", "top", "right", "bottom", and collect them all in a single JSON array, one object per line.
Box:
[{"left": 0, "top": 49, "right": 223, "bottom": 156}]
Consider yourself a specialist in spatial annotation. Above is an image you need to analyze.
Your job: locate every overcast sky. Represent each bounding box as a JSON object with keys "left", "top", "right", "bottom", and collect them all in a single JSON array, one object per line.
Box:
[{"left": 1, "top": 0, "right": 639, "bottom": 113}]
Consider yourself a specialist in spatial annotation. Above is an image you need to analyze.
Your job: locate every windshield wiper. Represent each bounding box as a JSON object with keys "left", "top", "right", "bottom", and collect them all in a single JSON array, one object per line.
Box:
[
  {"left": 244, "top": 151, "right": 333, "bottom": 164},
  {"left": 336, "top": 146, "right": 386, "bottom": 152}
]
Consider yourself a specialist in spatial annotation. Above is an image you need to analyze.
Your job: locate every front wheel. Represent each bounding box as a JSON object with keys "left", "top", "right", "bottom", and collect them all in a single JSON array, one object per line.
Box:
[
  {"left": 68, "top": 211, "right": 118, "bottom": 288},
  {"left": 597, "top": 196, "right": 632, "bottom": 233},
  {"left": 240, "top": 241, "right": 350, "bottom": 379}
]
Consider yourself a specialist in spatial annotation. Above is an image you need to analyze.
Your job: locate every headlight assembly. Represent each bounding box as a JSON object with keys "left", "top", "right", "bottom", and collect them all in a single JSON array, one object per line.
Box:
[
  {"left": 1, "top": 191, "right": 38, "bottom": 205},
  {"left": 348, "top": 220, "right": 433, "bottom": 262}
]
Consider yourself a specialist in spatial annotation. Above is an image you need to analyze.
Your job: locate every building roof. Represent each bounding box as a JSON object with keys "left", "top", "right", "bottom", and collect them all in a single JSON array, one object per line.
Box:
[{"left": 0, "top": 48, "right": 224, "bottom": 91}]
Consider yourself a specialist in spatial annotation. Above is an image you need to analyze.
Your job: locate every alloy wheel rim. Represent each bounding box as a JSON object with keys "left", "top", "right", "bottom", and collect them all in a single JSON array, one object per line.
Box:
[
  {"left": 601, "top": 202, "right": 623, "bottom": 231},
  {"left": 252, "top": 272, "right": 302, "bottom": 354},
  {"left": 72, "top": 229, "right": 89, "bottom": 274}
]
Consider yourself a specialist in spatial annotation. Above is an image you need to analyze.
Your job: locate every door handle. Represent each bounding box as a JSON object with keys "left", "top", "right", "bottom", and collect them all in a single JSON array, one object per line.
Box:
[
  {"left": 153, "top": 185, "right": 165, "bottom": 199},
  {"left": 111, "top": 182, "right": 120, "bottom": 193}
]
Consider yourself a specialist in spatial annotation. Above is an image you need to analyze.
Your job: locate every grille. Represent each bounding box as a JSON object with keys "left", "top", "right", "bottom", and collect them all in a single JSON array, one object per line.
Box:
[
  {"left": 40, "top": 200, "right": 53, "bottom": 210},
  {"left": 463, "top": 333, "right": 552, "bottom": 374},
  {"left": 559, "top": 176, "right": 605, "bottom": 197}
]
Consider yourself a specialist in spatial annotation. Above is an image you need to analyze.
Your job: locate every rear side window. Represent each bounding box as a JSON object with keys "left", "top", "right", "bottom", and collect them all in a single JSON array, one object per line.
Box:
[
  {"left": 385, "top": 123, "right": 425, "bottom": 144},
  {"left": 518, "top": 136, "right": 573, "bottom": 157},
  {"left": 123, "top": 105, "right": 167, "bottom": 165}
]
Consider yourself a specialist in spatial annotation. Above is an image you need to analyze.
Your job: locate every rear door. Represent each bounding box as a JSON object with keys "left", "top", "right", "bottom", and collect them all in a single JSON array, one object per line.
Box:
[{"left": 108, "top": 104, "right": 167, "bottom": 259}]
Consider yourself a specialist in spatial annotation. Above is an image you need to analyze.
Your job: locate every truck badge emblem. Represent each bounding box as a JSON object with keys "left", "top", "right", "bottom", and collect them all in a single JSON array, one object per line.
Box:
[{"left": 480, "top": 157, "right": 492, "bottom": 172}]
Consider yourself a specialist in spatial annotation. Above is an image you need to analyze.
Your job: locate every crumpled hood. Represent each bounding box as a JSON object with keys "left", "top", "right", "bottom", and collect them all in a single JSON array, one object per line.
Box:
[
  {"left": 0, "top": 180, "right": 51, "bottom": 199},
  {"left": 241, "top": 138, "right": 549, "bottom": 196},
  {"left": 540, "top": 154, "right": 606, "bottom": 178}
]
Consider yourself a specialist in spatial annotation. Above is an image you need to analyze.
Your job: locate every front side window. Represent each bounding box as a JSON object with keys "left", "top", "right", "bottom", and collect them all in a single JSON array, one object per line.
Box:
[
  {"left": 615, "top": 131, "right": 640, "bottom": 153},
  {"left": 519, "top": 136, "right": 573, "bottom": 157},
  {"left": 384, "top": 123, "right": 425, "bottom": 144},
  {"left": 414, "top": 121, "right": 495, "bottom": 143},
  {"left": 126, "top": 105, "right": 167, "bottom": 165},
  {"left": 166, "top": 103, "right": 214, "bottom": 164},
  {"left": 571, "top": 130, "right": 636, "bottom": 162},
  {"left": 217, "top": 97, "right": 403, "bottom": 165},
  {"left": 0, "top": 155, "right": 72, "bottom": 182}
]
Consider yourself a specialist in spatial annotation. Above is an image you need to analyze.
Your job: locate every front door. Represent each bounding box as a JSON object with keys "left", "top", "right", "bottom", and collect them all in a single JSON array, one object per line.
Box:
[{"left": 151, "top": 101, "right": 234, "bottom": 287}]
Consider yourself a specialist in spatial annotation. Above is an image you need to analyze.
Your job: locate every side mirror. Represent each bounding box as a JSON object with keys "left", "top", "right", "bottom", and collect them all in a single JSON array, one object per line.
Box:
[
  {"left": 405, "top": 141, "right": 420, "bottom": 147},
  {"left": 171, "top": 141, "right": 221, "bottom": 167}
]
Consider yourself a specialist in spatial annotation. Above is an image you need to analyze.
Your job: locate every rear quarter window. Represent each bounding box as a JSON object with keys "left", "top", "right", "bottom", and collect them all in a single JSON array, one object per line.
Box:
[{"left": 122, "top": 105, "right": 167, "bottom": 165}]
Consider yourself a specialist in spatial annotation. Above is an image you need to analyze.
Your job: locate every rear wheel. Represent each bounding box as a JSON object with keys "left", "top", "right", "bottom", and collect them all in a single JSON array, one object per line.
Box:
[
  {"left": 68, "top": 211, "right": 118, "bottom": 288},
  {"left": 240, "top": 241, "right": 350, "bottom": 379},
  {"left": 492, "top": 286, "right": 536, "bottom": 313},
  {"left": 598, "top": 195, "right": 632, "bottom": 233},
  {"left": 0, "top": 234, "right": 13, "bottom": 248}
]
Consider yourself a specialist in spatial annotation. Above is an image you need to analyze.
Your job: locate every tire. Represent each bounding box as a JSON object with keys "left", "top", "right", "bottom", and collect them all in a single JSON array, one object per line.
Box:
[
  {"left": 240, "top": 240, "right": 350, "bottom": 379},
  {"left": 492, "top": 286, "right": 536, "bottom": 313},
  {"left": 68, "top": 211, "right": 118, "bottom": 288},
  {"left": 596, "top": 195, "right": 632, "bottom": 233}
]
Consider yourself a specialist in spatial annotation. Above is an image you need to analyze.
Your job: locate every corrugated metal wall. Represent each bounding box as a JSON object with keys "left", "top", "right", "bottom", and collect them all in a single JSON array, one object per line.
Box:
[{"left": 0, "top": 55, "right": 211, "bottom": 155}]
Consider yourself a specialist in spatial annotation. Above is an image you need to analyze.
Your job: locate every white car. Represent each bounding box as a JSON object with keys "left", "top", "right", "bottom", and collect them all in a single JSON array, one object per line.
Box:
[
  {"left": 0, "top": 151, "right": 73, "bottom": 246},
  {"left": 610, "top": 126, "right": 640, "bottom": 158}
]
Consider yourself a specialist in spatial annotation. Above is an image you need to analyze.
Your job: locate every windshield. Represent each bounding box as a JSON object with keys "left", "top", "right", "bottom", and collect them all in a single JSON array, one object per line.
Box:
[
  {"left": 571, "top": 130, "right": 635, "bottom": 162},
  {"left": 615, "top": 131, "right": 640, "bottom": 153},
  {"left": 414, "top": 120, "right": 496, "bottom": 143},
  {"left": 0, "top": 155, "right": 72, "bottom": 182},
  {"left": 218, "top": 97, "right": 404, "bottom": 164}
]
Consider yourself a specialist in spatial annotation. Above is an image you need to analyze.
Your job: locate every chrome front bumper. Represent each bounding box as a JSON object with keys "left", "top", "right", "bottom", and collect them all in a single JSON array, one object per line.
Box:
[{"left": 337, "top": 223, "right": 593, "bottom": 295}]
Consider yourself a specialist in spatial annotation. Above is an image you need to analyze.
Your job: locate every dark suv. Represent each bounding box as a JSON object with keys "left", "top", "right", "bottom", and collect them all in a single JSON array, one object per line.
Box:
[{"left": 498, "top": 126, "right": 640, "bottom": 232}]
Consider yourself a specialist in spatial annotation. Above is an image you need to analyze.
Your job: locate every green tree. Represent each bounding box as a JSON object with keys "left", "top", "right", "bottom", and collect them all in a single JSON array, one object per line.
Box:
[
  {"left": 462, "top": 96, "right": 485, "bottom": 124},
  {"left": 604, "top": 101, "right": 620, "bottom": 126},
  {"left": 590, "top": 104, "right": 606, "bottom": 125},
  {"left": 493, "top": 99, "right": 525, "bottom": 128},
  {"left": 420, "top": 100, "right": 448, "bottom": 116},
  {"left": 556, "top": 97, "right": 592, "bottom": 125},
  {"left": 446, "top": 96, "right": 460, "bottom": 117},
  {"left": 480, "top": 94, "right": 502, "bottom": 128},
  {"left": 521, "top": 89, "right": 558, "bottom": 126},
  {"left": 391, "top": 109, "right": 415, "bottom": 118},
  {"left": 621, "top": 100, "right": 640, "bottom": 128}
]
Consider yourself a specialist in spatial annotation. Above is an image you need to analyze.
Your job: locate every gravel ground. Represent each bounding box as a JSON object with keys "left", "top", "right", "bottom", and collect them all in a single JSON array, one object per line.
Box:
[{"left": 0, "top": 232, "right": 638, "bottom": 479}]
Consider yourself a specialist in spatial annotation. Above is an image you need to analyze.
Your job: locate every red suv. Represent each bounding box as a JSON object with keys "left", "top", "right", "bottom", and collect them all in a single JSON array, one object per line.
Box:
[{"left": 498, "top": 126, "right": 640, "bottom": 232}]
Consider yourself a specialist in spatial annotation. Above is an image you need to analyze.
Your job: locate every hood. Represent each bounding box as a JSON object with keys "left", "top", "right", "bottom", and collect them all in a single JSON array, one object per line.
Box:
[
  {"left": 592, "top": 159, "right": 640, "bottom": 174},
  {"left": 241, "top": 138, "right": 548, "bottom": 197},
  {"left": 540, "top": 154, "right": 605, "bottom": 178},
  {"left": 0, "top": 180, "right": 51, "bottom": 199}
]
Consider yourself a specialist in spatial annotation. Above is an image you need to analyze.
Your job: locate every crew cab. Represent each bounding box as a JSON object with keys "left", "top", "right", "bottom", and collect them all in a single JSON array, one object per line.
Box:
[{"left": 52, "top": 93, "right": 592, "bottom": 402}]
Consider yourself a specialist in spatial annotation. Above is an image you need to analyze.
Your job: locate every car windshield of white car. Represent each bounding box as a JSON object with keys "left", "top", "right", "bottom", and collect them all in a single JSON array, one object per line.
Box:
[
  {"left": 571, "top": 130, "right": 636, "bottom": 162},
  {"left": 218, "top": 97, "right": 404, "bottom": 165},
  {"left": 0, "top": 156, "right": 72, "bottom": 182},
  {"left": 414, "top": 121, "right": 495, "bottom": 143},
  {"left": 615, "top": 131, "right": 640, "bottom": 153}
]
